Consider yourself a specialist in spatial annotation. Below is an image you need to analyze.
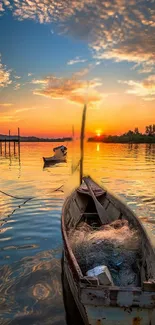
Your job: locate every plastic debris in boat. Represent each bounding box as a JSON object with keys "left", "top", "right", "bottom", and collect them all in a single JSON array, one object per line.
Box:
[{"left": 86, "top": 265, "right": 114, "bottom": 286}]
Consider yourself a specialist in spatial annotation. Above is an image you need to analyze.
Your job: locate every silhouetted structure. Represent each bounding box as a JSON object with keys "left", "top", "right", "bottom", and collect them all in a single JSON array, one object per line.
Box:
[{"left": 0, "top": 128, "right": 20, "bottom": 156}]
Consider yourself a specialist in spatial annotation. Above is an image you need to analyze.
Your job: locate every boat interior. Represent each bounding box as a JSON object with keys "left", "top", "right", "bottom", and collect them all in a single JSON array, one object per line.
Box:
[{"left": 63, "top": 179, "right": 155, "bottom": 290}]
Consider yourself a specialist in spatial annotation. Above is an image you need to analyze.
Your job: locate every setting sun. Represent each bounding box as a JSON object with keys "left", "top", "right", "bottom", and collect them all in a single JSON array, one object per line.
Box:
[{"left": 96, "top": 129, "right": 102, "bottom": 137}]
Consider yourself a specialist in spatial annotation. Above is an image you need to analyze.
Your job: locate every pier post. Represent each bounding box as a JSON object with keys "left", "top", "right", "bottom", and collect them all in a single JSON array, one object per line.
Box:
[
  {"left": 9, "top": 130, "right": 11, "bottom": 156},
  {"left": 18, "top": 127, "right": 20, "bottom": 159},
  {"left": 0, "top": 141, "right": 2, "bottom": 155},
  {"left": 5, "top": 139, "right": 6, "bottom": 155},
  {"left": 14, "top": 141, "right": 16, "bottom": 155}
]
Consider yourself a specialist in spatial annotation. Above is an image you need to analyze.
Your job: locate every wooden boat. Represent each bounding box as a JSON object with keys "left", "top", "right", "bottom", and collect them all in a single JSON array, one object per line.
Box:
[
  {"left": 61, "top": 176, "right": 155, "bottom": 325},
  {"left": 43, "top": 145, "right": 67, "bottom": 164},
  {"left": 43, "top": 156, "right": 67, "bottom": 164}
]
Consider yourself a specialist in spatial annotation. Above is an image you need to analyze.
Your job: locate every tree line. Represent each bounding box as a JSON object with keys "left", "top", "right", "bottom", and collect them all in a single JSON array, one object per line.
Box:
[
  {"left": 88, "top": 124, "right": 155, "bottom": 143},
  {"left": 125, "top": 125, "right": 155, "bottom": 137}
]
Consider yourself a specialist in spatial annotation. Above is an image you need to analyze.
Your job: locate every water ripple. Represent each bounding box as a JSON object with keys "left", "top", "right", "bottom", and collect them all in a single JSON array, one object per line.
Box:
[{"left": 0, "top": 142, "right": 155, "bottom": 324}]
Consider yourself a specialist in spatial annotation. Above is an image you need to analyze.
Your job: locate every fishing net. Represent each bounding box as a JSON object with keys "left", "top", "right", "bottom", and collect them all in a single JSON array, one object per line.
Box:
[{"left": 68, "top": 220, "right": 142, "bottom": 287}]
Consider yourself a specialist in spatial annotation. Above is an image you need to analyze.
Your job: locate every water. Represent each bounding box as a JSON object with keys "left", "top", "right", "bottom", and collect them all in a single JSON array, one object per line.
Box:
[{"left": 0, "top": 142, "right": 155, "bottom": 324}]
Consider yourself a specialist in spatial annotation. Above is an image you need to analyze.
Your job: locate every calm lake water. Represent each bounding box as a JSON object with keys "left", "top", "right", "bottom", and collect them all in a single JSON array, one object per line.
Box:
[{"left": 0, "top": 142, "right": 155, "bottom": 324}]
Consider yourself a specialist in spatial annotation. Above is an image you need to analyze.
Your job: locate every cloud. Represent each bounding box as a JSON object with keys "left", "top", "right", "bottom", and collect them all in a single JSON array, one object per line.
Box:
[
  {"left": 143, "top": 97, "right": 155, "bottom": 101},
  {"left": 33, "top": 71, "right": 104, "bottom": 108},
  {"left": 28, "top": 73, "right": 33, "bottom": 77},
  {"left": 67, "top": 56, "right": 87, "bottom": 65},
  {"left": 118, "top": 75, "right": 155, "bottom": 99},
  {"left": 0, "top": 3, "right": 5, "bottom": 12},
  {"left": 14, "top": 83, "right": 21, "bottom": 90},
  {"left": 1, "top": 0, "right": 155, "bottom": 72},
  {"left": 0, "top": 115, "right": 20, "bottom": 123},
  {"left": 14, "top": 75, "right": 21, "bottom": 79},
  {"left": 0, "top": 103, "right": 13, "bottom": 107},
  {"left": 31, "top": 79, "right": 48, "bottom": 85},
  {"left": 0, "top": 54, "right": 12, "bottom": 88},
  {"left": 15, "top": 107, "right": 36, "bottom": 113}
]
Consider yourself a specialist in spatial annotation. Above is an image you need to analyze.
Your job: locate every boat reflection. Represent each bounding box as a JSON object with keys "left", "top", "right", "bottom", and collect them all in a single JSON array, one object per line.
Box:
[{"left": 61, "top": 253, "right": 84, "bottom": 325}]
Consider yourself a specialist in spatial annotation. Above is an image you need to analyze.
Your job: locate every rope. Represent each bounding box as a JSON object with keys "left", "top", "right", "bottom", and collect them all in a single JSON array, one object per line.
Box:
[
  {"left": 0, "top": 185, "right": 64, "bottom": 229},
  {"left": 0, "top": 190, "right": 34, "bottom": 200},
  {"left": 0, "top": 185, "right": 64, "bottom": 201}
]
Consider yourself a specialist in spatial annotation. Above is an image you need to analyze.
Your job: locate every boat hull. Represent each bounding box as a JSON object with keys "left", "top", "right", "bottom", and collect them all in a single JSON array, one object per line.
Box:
[
  {"left": 43, "top": 156, "right": 66, "bottom": 164},
  {"left": 63, "top": 250, "right": 155, "bottom": 325},
  {"left": 61, "top": 177, "right": 155, "bottom": 325}
]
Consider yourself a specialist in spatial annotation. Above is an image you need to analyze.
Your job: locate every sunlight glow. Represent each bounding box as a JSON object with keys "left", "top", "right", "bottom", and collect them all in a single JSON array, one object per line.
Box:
[{"left": 96, "top": 129, "right": 102, "bottom": 137}]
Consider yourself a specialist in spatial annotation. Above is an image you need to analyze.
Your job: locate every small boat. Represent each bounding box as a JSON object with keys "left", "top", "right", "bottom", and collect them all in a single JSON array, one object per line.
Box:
[
  {"left": 43, "top": 145, "right": 67, "bottom": 164},
  {"left": 61, "top": 176, "right": 155, "bottom": 325}
]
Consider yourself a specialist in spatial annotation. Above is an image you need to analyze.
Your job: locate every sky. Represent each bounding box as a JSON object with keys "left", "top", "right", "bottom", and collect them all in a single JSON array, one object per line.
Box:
[{"left": 0, "top": 0, "right": 155, "bottom": 137}]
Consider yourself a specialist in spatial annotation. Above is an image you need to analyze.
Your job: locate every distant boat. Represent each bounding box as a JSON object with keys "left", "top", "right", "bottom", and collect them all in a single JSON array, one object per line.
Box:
[
  {"left": 61, "top": 176, "right": 155, "bottom": 325},
  {"left": 43, "top": 145, "right": 67, "bottom": 165}
]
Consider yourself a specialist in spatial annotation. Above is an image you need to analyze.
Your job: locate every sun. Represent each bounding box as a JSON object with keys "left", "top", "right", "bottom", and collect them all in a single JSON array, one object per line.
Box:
[{"left": 96, "top": 129, "right": 102, "bottom": 137}]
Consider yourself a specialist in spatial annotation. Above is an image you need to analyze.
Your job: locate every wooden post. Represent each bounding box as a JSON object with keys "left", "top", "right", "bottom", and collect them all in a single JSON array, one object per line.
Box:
[
  {"left": 18, "top": 127, "right": 20, "bottom": 160},
  {"left": 18, "top": 127, "right": 20, "bottom": 142},
  {"left": 5, "top": 139, "right": 6, "bottom": 155},
  {"left": 0, "top": 141, "right": 2, "bottom": 155},
  {"left": 9, "top": 130, "right": 11, "bottom": 156},
  {"left": 14, "top": 141, "right": 16, "bottom": 155}
]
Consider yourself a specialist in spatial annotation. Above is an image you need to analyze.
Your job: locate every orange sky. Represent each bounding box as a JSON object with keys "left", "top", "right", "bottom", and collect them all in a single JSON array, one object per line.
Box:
[{"left": 0, "top": 0, "right": 155, "bottom": 137}]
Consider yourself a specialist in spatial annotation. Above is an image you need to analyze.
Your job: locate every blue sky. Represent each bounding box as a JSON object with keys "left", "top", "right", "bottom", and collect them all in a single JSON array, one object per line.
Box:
[{"left": 0, "top": 0, "right": 154, "bottom": 136}]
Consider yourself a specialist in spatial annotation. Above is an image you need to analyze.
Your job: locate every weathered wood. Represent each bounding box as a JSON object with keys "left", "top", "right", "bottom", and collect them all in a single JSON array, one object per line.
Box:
[
  {"left": 80, "top": 287, "right": 155, "bottom": 308},
  {"left": 80, "top": 104, "right": 87, "bottom": 184},
  {"left": 61, "top": 176, "right": 155, "bottom": 325},
  {"left": 143, "top": 281, "right": 155, "bottom": 292},
  {"left": 83, "top": 177, "right": 110, "bottom": 224},
  {"left": 106, "top": 203, "right": 120, "bottom": 222}
]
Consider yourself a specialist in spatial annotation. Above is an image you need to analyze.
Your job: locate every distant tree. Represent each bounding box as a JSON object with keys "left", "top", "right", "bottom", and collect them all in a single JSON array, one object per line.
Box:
[
  {"left": 126, "top": 130, "right": 134, "bottom": 136},
  {"left": 146, "top": 126, "right": 149, "bottom": 134},
  {"left": 134, "top": 127, "right": 139, "bottom": 134},
  {"left": 149, "top": 125, "right": 153, "bottom": 135},
  {"left": 146, "top": 125, "right": 153, "bottom": 136},
  {"left": 153, "top": 124, "right": 155, "bottom": 135}
]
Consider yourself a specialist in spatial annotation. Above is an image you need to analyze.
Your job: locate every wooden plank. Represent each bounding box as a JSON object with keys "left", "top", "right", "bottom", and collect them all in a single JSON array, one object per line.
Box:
[
  {"left": 100, "top": 197, "right": 110, "bottom": 209},
  {"left": 69, "top": 199, "right": 81, "bottom": 227},
  {"left": 106, "top": 203, "right": 120, "bottom": 222},
  {"left": 80, "top": 287, "right": 155, "bottom": 308},
  {"left": 143, "top": 281, "right": 155, "bottom": 292},
  {"left": 83, "top": 177, "right": 110, "bottom": 224}
]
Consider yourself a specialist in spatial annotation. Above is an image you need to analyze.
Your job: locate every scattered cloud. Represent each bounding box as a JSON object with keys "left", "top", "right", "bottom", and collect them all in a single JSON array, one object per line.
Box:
[
  {"left": 0, "top": 115, "right": 21, "bottom": 123},
  {"left": 28, "top": 73, "right": 33, "bottom": 77},
  {"left": 15, "top": 107, "right": 36, "bottom": 113},
  {"left": 143, "top": 97, "right": 155, "bottom": 101},
  {"left": 31, "top": 79, "right": 48, "bottom": 85},
  {"left": 95, "top": 61, "right": 101, "bottom": 66},
  {"left": 1, "top": 0, "right": 155, "bottom": 71},
  {"left": 0, "top": 3, "right": 5, "bottom": 12},
  {"left": 67, "top": 56, "right": 87, "bottom": 65},
  {"left": 72, "top": 67, "right": 91, "bottom": 78},
  {"left": 14, "top": 75, "right": 21, "bottom": 79},
  {"left": 33, "top": 71, "right": 104, "bottom": 108},
  {"left": 0, "top": 54, "right": 12, "bottom": 88},
  {"left": 118, "top": 75, "right": 155, "bottom": 99},
  {"left": 0, "top": 103, "right": 13, "bottom": 107},
  {"left": 14, "top": 83, "right": 21, "bottom": 90}
]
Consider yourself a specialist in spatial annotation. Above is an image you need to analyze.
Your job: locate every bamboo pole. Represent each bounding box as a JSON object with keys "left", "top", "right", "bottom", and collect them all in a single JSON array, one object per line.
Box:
[
  {"left": 79, "top": 104, "right": 87, "bottom": 185},
  {"left": 9, "top": 130, "right": 11, "bottom": 156}
]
